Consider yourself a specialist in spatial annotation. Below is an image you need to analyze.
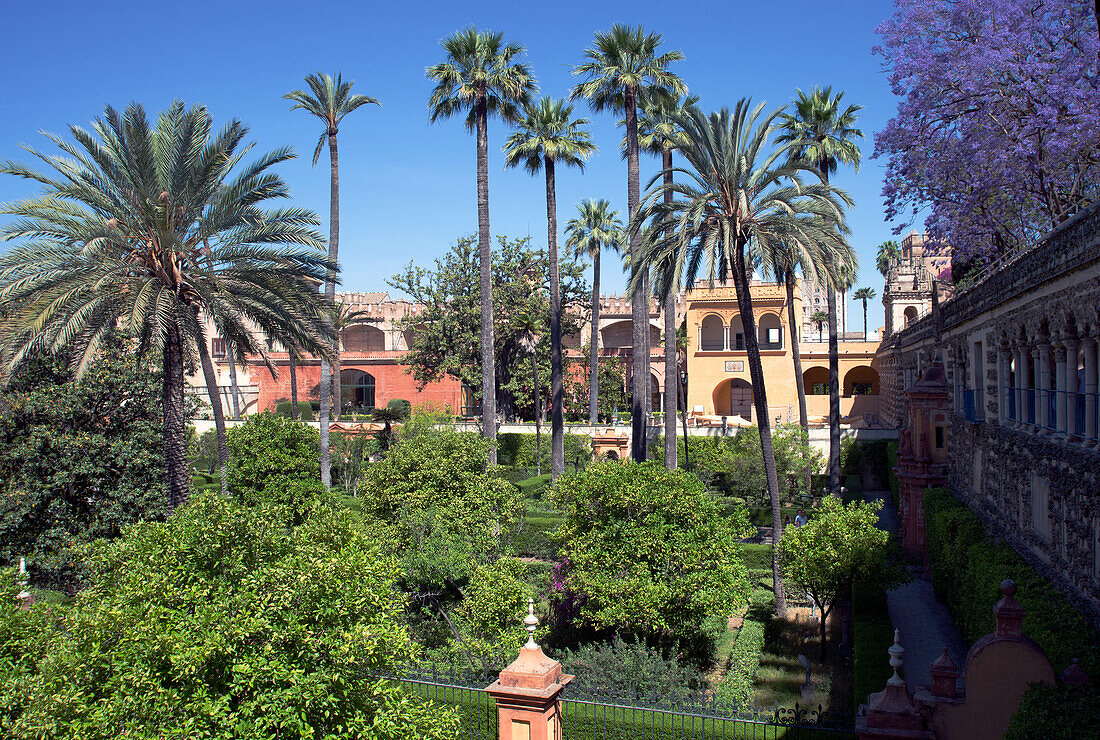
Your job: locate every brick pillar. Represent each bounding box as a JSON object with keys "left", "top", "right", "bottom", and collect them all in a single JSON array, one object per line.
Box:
[
  {"left": 994, "top": 579, "right": 1025, "bottom": 638},
  {"left": 486, "top": 599, "right": 573, "bottom": 740}
]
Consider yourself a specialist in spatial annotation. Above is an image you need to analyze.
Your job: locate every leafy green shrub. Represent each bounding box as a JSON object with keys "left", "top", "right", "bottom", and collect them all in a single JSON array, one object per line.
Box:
[
  {"left": 716, "top": 614, "right": 765, "bottom": 708},
  {"left": 1004, "top": 683, "right": 1100, "bottom": 739},
  {"left": 924, "top": 488, "right": 1100, "bottom": 676},
  {"left": 513, "top": 500, "right": 562, "bottom": 561},
  {"left": 0, "top": 493, "right": 458, "bottom": 739},
  {"left": 495, "top": 433, "right": 590, "bottom": 469},
  {"left": 226, "top": 412, "right": 319, "bottom": 496},
  {"left": 561, "top": 636, "right": 703, "bottom": 701},
  {"left": 387, "top": 398, "right": 412, "bottom": 419},
  {"left": 274, "top": 400, "right": 314, "bottom": 421},
  {"left": 358, "top": 429, "right": 523, "bottom": 589},
  {"left": 554, "top": 461, "right": 750, "bottom": 645},
  {"left": 449, "top": 558, "right": 537, "bottom": 670},
  {"left": 0, "top": 339, "right": 167, "bottom": 591},
  {"left": 515, "top": 474, "right": 551, "bottom": 499},
  {"left": 852, "top": 580, "right": 894, "bottom": 705}
]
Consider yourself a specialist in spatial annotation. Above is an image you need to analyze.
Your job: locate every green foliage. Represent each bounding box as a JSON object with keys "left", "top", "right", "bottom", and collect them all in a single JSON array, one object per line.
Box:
[
  {"left": 359, "top": 429, "right": 524, "bottom": 590},
  {"left": 779, "top": 495, "right": 906, "bottom": 625},
  {"left": 388, "top": 235, "right": 589, "bottom": 419},
  {"left": 1004, "top": 682, "right": 1100, "bottom": 739},
  {"left": 387, "top": 398, "right": 412, "bottom": 419},
  {"left": 0, "top": 340, "right": 167, "bottom": 590},
  {"left": 450, "top": 559, "right": 536, "bottom": 670},
  {"left": 226, "top": 413, "right": 321, "bottom": 513},
  {"left": 496, "top": 432, "right": 591, "bottom": 469},
  {"left": 515, "top": 474, "right": 551, "bottom": 499},
  {"left": 275, "top": 400, "right": 314, "bottom": 421},
  {"left": 852, "top": 580, "right": 895, "bottom": 706},
  {"left": 332, "top": 432, "right": 375, "bottom": 498},
  {"left": 886, "top": 441, "right": 900, "bottom": 508},
  {"left": 555, "top": 461, "right": 750, "bottom": 643},
  {"left": 715, "top": 615, "right": 766, "bottom": 708},
  {"left": 188, "top": 427, "right": 218, "bottom": 474},
  {"left": 561, "top": 636, "right": 703, "bottom": 702},
  {"left": 513, "top": 499, "right": 562, "bottom": 561},
  {"left": 564, "top": 348, "right": 628, "bottom": 422},
  {"left": 924, "top": 488, "right": 1100, "bottom": 676},
  {"left": 0, "top": 493, "right": 458, "bottom": 739}
]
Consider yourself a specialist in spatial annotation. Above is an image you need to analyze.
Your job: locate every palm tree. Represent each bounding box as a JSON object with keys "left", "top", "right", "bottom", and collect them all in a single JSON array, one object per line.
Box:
[
  {"left": 564, "top": 199, "right": 624, "bottom": 425},
  {"left": 632, "top": 101, "right": 852, "bottom": 617},
  {"left": 876, "top": 239, "right": 901, "bottom": 277},
  {"left": 853, "top": 286, "right": 877, "bottom": 341},
  {"left": 637, "top": 91, "right": 698, "bottom": 470},
  {"left": 503, "top": 98, "right": 595, "bottom": 481},
  {"left": 371, "top": 405, "right": 405, "bottom": 451},
  {"left": 428, "top": 28, "right": 537, "bottom": 464},
  {"left": 572, "top": 24, "right": 685, "bottom": 462},
  {"left": 811, "top": 310, "right": 829, "bottom": 341},
  {"left": 330, "top": 301, "right": 381, "bottom": 418},
  {"left": 288, "top": 346, "right": 300, "bottom": 419},
  {"left": 227, "top": 341, "right": 241, "bottom": 419},
  {"left": 776, "top": 86, "right": 863, "bottom": 499},
  {"left": 285, "top": 72, "right": 380, "bottom": 489},
  {"left": 510, "top": 309, "right": 545, "bottom": 475},
  {"left": 0, "top": 101, "right": 334, "bottom": 509}
]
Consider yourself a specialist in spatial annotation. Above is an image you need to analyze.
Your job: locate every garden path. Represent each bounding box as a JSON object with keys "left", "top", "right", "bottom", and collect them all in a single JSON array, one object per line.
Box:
[{"left": 863, "top": 490, "right": 968, "bottom": 693}]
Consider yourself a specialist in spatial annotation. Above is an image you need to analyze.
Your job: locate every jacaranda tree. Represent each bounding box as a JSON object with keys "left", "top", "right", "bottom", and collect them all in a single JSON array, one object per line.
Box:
[{"left": 0, "top": 102, "right": 334, "bottom": 509}]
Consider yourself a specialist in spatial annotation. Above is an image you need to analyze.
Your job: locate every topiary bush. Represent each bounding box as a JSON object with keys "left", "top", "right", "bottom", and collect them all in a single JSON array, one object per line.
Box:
[
  {"left": 274, "top": 400, "right": 314, "bottom": 421},
  {"left": 924, "top": 488, "right": 1100, "bottom": 676},
  {"left": 386, "top": 398, "right": 412, "bottom": 419},
  {"left": 0, "top": 493, "right": 459, "bottom": 739}
]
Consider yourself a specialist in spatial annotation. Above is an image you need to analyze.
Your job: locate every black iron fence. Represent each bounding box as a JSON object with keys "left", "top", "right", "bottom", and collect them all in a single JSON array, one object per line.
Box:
[{"left": 387, "top": 665, "right": 855, "bottom": 740}]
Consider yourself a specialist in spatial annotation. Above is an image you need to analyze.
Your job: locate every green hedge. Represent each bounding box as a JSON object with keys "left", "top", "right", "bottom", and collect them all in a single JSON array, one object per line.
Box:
[
  {"left": 274, "top": 401, "right": 314, "bottom": 421},
  {"left": 1005, "top": 683, "right": 1100, "bottom": 739},
  {"left": 495, "top": 433, "right": 590, "bottom": 468},
  {"left": 885, "top": 441, "right": 899, "bottom": 509},
  {"left": 852, "top": 580, "right": 894, "bottom": 707},
  {"left": 515, "top": 474, "right": 551, "bottom": 499},
  {"left": 924, "top": 488, "right": 1100, "bottom": 676},
  {"left": 716, "top": 609, "right": 766, "bottom": 708}
]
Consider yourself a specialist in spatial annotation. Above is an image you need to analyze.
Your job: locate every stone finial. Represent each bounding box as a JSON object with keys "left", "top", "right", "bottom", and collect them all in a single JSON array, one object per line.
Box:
[
  {"left": 888, "top": 628, "right": 906, "bottom": 687},
  {"left": 929, "top": 648, "right": 960, "bottom": 698},
  {"left": 1060, "top": 659, "right": 1091, "bottom": 687},
  {"left": 994, "top": 579, "right": 1025, "bottom": 638},
  {"left": 523, "top": 597, "right": 539, "bottom": 650}
]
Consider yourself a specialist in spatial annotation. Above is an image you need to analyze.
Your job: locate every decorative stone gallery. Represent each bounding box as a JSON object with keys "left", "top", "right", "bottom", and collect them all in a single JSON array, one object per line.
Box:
[{"left": 877, "top": 202, "right": 1100, "bottom": 626}]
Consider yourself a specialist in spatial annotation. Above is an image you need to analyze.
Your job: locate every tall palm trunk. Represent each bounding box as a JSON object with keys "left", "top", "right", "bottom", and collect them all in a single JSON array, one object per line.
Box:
[
  {"left": 227, "top": 342, "right": 241, "bottom": 419},
  {"left": 662, "top": 150, "right": 677, "bottom": 469},
  {"left": 545, "top": 157, "right": 564, "bottom": 480},
  {"left": 678, "top": 363, "right": 689, "bottom": 469},
  {"left": 532, "top": 350, "right": 542, "bottom": 477},
  {"left": 625, "top": 87, "right": 646, "bottom": 462},
  {"left": 642, "top": 271, "right": 651, "bottom": 422},
  {"left": 163, "top": 321, "right": 190, "bottom": 510},
  {"left": 289, "top": 350, "right": 299, "bottom": 420},
  {"left": 731, "top": 245, "right": 787, "bottom": 616},
  {"left": 476, "top": 95, "right": 498, "bottom": 464},
  {"left": 861, "top": 298, "right": 868, "bottom": 341},
  {"left": 588, "top": 250, "right": 601, "bottom": 425},
  {"left": 197, "top": 328, "right": 230, "bottom": 496},
  {"left": 821, "top": 166, "right": 841, "bottom": 497},
  {"left": 786, "top": 276, "right": 812, "bottom": 495},
  {"left": 319, "top": 130, "right": 340, "bottom": 489},
  {"left": 333, "top": 352, "right": 342, "bottom": 419}
]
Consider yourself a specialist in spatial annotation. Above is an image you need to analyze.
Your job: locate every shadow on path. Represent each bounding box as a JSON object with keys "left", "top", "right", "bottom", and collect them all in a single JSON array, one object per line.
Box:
[{"left": 863, "top": 489, "right": 968, "bottom": 693}]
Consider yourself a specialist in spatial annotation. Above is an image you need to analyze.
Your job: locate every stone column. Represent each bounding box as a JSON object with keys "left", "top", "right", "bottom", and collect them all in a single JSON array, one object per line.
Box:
[
  {"left": 486, "top": 600, "right": 573, "bottom": 740},
  {"left": 722, "top": 324, "right": 729, "bottom": 351},
  {"left": 1015, "top": 344, "right": 1028, "bottom": 429},
  {"left": 1084, "top": 336, "right": 1098, "bottom": 445},
  {"left": 1053, "top": 341, "right": 1067, "bottom": 438},
  {"left": 1064, "top": 335, "right": 1080, "bottom": 442},
  {"left": 998, "top": 346, "right": 1012, "bottom": 425},
  {"left": 1037, "top": 343, "right": 1051, "bottom": 433}
]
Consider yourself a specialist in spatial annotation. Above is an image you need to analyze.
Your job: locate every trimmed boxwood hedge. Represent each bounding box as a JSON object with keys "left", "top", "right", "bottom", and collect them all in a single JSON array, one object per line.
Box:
[
  {"left": 1005, "top": 683, "right": 1100, "bottom": 739},
  {"left": 274, "top": 401, "right": 314, "bottom": 421},
  {"left": 924, "top": 488, "right": 1100, "bottom": 677}
]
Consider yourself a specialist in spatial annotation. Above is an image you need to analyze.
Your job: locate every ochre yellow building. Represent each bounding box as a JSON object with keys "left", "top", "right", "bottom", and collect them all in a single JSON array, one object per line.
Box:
[{"left": 685, "top": 281, "right": 883, "bottom": 426}]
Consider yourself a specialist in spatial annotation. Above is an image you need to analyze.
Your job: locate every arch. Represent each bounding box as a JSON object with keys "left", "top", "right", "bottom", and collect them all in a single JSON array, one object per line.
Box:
[
  {"left": 650, "top": 373, "right": 662, "bottom": 414},
  {"left": 340, "top": 369, "right": 376, "bottom": 412},
  {"left": 713, "top": 378, "right": 753, "bottom": 420},
  {"left": 758, "top": 312, "right": 783, "bottom": 349},
  {"left": 604, "top": 449, "right": 619, "bottom": 460},
  {"left": 803, "top": 366, "right": 830, "bottom": 395},
  {"left": 600, "top": 320, "right": 633, "bottom": 350},
  {"left": 903, "top": 306, "right": 918, "bottom": 327},
  {"left": 700, "top": 314, "right": 725, "bottom": 351},
  {"left": 343, "top": 325, "right": 385, "bottom": 352},
  {"left": 843, "top": 365, "right": 879, "bottom": 396},
  {"left": 729, "top": 315, "right": 746, "bottom": 351}
]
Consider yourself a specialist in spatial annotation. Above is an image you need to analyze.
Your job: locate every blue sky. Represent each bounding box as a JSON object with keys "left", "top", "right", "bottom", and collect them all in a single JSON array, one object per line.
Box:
[{"left": 0, "top": 0, "right": 909, "bottom": 332}]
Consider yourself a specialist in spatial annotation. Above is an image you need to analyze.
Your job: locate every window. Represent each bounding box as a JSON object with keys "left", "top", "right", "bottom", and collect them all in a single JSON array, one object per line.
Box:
[
  {"left": 811, "top": 383, "right": 828, "bottom": 395},
  {"left": 734, "top": 333, "right": 744, "bottom": 350},
  {"left": 212, "top": 338, "right": 227, "bottom": 359},
  {"left": 934, "top": 426, "right": 944, "bottom": 449},
  {"left": 852, "top": 382, "right": 873, "bottom": 396},
  {"left": 767, "top": 327, "right": 781, "bottom": 344}
]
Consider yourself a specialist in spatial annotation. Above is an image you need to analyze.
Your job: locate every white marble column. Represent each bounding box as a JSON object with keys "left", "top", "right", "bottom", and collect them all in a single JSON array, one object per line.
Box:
[{"left": 723, "top": 325, "right": 729, "bottom": 351}]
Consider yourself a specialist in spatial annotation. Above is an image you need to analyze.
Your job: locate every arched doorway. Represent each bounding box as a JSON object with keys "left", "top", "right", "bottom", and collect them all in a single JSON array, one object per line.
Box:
[
  {"left": 843, "top": 366, "right": 880, "bottom": 396},
  {"left": 758, "top": 313, "right": 783, "bottom": 349},
  {"left": 802, "top": 366, "right": 830, "bottom": 395},
  {"left": 340, "top": 369, "right": 376, "bottom": 413},
  {"left": 714, "top": 378, "right": 753, "bottom": 420},
  {"left": 650, "top": 373, "right": 662, "bottom": 414},
  {"left": 903, "top": 306, "right": 918, "bottom": 327},
  {"left": 700, "top": 314, "right": 724, "bottom": 351}
]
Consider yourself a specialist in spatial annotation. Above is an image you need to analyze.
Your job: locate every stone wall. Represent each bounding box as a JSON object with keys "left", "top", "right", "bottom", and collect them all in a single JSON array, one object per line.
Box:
[{"left": 876, "top": 202, "right": 1100, "bottom": 626}]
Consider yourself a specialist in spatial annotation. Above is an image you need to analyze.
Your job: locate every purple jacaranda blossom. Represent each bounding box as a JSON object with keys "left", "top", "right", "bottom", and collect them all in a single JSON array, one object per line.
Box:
[{"left": 873, "top": 0, "right": 1100, "bottom": 262}]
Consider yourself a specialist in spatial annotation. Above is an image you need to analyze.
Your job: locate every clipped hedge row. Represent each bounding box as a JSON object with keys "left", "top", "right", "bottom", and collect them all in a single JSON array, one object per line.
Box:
[
  {"left": 495, "top": 433, "right": 591, "bottom": 468},
  {"left": 274, "top": 401, "right": 314, "bottom": 421},
  {"left": 852, "top": 581, "right": 894, "bottom": 706},
  {"left": 716, "top": 613, "right": 765, "bottom": 708},
  {"left": 924, "top": 488, "right": 1100, "bottom": 676},
  {"left": 1005, "top": 683, "right": 1100, "bottom": 739}
]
